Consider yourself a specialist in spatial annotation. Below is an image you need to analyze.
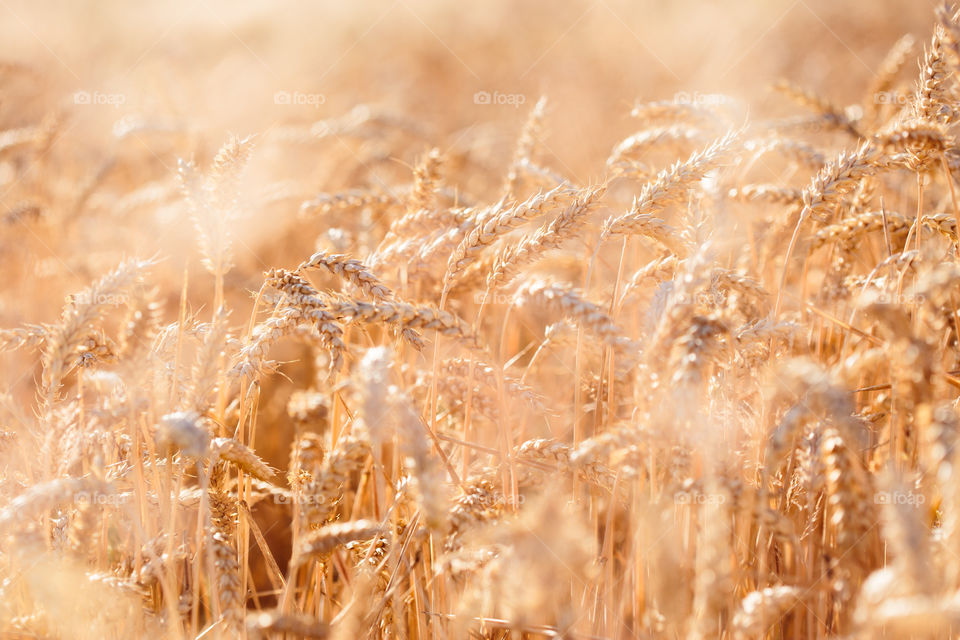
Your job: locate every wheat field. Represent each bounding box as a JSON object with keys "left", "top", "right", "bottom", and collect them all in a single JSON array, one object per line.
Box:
[{"left": 3, "top": 0, "right": 960, "bottom": 638}]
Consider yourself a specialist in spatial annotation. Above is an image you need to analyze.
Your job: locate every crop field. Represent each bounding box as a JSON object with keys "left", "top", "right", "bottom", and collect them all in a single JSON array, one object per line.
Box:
[{"left": 0, "top": 0, "right": 957, "bottom": 638}]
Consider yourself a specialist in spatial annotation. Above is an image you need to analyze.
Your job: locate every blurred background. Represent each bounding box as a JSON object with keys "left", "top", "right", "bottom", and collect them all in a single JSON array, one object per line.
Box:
[{"left": 0, "top": 0, "right": 941, "bottom": 176}]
